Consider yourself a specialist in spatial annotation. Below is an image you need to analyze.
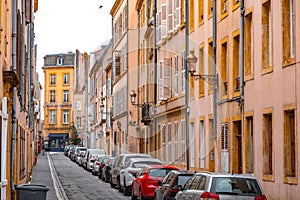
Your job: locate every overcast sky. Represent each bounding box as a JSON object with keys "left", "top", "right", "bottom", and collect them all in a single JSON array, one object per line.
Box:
[{"left": 35, "top": 0, "right": 115, "bottom": 81}]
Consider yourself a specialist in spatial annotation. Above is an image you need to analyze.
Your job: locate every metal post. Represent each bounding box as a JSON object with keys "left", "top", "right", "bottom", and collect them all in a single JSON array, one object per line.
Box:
[
  {"left": 137, "top": 10, "right": 141, "bottom": 153},
  {"left": 185, "top": 0, "right": 190, "bottom": 170},
  {"left": 153, "top": 0, "right": 157, "bottom": 158}
]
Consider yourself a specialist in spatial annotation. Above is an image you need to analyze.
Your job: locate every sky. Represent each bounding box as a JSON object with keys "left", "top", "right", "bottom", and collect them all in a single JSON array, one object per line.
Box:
[{"left": 34, "top": 0, "right": 115, "bottom": 83}]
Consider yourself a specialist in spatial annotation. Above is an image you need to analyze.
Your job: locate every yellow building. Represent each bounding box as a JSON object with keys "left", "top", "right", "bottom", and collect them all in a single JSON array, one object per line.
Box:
[{"left": 42, "top": 53, "right": 75, "bottom": 151}]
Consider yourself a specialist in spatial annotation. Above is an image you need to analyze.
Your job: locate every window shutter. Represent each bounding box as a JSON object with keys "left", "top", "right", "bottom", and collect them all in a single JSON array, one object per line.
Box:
[
  {"left": 164, "top": 58, "right": 171, "bottom": 99},
  {"left": 161, "top": 4, "right": 167, "bottom": 38},
  {"left": 221, "top": 123, "right": 228, "bottom": 151},
  {"left": 159, "top": 61, "right": 164, "bottom": 100},
  {"left": 173, "top": 55, "right": 179, "bottom": 94},
  {"left": 158, "top": 11, "right": 162, "bottom": 43},
  {"left": 168, "top": 0, "right": 174, "bottom": 33}
]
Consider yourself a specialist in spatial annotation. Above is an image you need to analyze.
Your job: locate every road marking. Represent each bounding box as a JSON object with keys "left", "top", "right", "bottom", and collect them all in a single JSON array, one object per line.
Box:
[{"left": 48, "top": 153, "right": 69, "bottom": 200}]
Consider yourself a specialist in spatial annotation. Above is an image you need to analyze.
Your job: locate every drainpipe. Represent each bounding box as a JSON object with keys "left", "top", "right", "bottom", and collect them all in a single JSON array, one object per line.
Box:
[
  {"left": 239, "top": 0, "right": 245, "bottom": 172},
  {"left": 28, "top": 23, "right": 32, "bottom": 129},
  {"left": 185, "top": 0, "right": 190, "bottom": 170},
  {"left": 153, "top": 0, "right": 157, "bottom": 158},
  {"left": 126, "top": 0, "right": 129, "bottom": 153},
  {"left": 21, "top": 0, "right": 26, "bottom": 110},
  {"left": 11, "top": 0, "right": 18, "bottom": 192},
  {"left": 212, "top": 0, "right": 218, "bottom": 172},
  {"left": 137, "top": 10, "right": 141, "bottom": 153}
]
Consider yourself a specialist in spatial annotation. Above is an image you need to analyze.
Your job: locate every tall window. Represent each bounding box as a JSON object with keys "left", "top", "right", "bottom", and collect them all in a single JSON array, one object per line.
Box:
[
  {"left": 245, "top": 116, "right": 254, "bottom": 173},
  {"left": 63, "top": 90, "right": 69, "bottom": 102},
  {"left": 199, "top": 120, "right": 205, "bottom": 168},
  {"left": 198, "top": 0, "right": 204, "bottom": 25},
  {"left": 198, "top": 45, "right": 204, "bottom": 96},
  {"left": 168, "top": 123, "right": 172, "bottom": 163},
  {"left": 50, "top": 74, "right": 56, "bottom": 85},
  {"left": 220, "top": 0, "right": 228, "bottom": 19},
  {"left": 174, "top": 122, "right": 179, "bottom": 162},
  {"left": 208, "top": 39, "right": 213, "bottom": 93},
  {"left": 181, "top": 120, "right": 186, "bottom": 163},
  {"left": 282, "top": 0, "right": 295, "bottom": 64},
  {"left": 232, "top": 31, "right": 240, "bottom": 93},
  {"left": 221, "top": 37, "right": 228, "bottom": 96},
  {"left": 174, "top": 54, "right": 179, "bottom": 95},
  {"left": 57, "top": 56, "right": 63, "bottom": 65},
  {"left": 63, "top": 73, "right": 69, "bottom": 85},
  {"left": 181, "top": 50, "right": 185, "bottom": 93},
  {"left": 162, "top": 125, "right": 166, "bottom": 162},
  {"left": 221, "top": 123, "right": 228, "bottom": 151},
  {"left": 263, "top": 113, "right": 273, "bottom": 175},
  {"left": 76, "top": 117, "right": 81, "bottom": 128},
  {"left": 50, "top": 110, "right": 56, "bottom": 124},
  {"left": 63, "top": 110, "right": 69, "bottom": 124},
  {"left": 284, "top": 109, "right": 296, "bottom": 178},
  {"left": 208, "top": 0, "right": 213, "bottom": 19},
  {"left": 50, "top": 90, "right": 55, "bottom": 102},
  {"left": 262, "top": 1, "right": 272, "bottom": 71},
  {"left": 189, "top": 0, "right": 194, "bottom": 32},
  {"left": 245, "top": 12, "right": 253, "bottom": 76}
]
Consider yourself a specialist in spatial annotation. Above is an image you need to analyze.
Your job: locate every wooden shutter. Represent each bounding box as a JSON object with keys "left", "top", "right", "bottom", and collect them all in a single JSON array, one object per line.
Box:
[
  {"left": 164, "top": 58, "right": 171, "bottom": 99},
  {"left": 161, "top": 4, "right": 167, "bottom": 38},
  {"left": 168, "top": 0, "right": 174, "bottom": 33}
]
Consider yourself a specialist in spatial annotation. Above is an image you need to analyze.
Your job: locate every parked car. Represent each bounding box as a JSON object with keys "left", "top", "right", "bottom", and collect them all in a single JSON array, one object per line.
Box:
[
  {"left": 77, "top": 150, "right": 86, "bottom": 166},
  {"left": 120, "top": 158, "right": 162, "bottom": 195},
  {"left": 111, "top": 153, "right": 151, "bottom": 189},
  {"left": 154, "top": 170, "right": 194, "bottom": 200},
  {"left": 98, "top": 156, "right": 111, "bottom": 179},
  {"left": 102, "top": 157, "right": 116, "bottom": 182},
  {"left": 92, "top": 155, "right": 111, "bottom": 176},
  {"left": 131, "top": 165, "right": 179, "bottom": 200},
  {"left": 72, "top": 146, "right": 87, "bottom": 162},
  {"left": 175, "top": 172, "right": 267, "bottom": 200},
  {"left": 82, "top": 148, "right": 106, "bottom": 169},
  {"left": 64, "top": 145, "right": 71, "bottom": 156}
]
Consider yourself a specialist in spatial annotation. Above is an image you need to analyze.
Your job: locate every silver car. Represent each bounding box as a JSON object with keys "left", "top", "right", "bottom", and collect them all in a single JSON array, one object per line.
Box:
[
  {"left": 175, "top": 172, "right": 267, "bottom": 200},
  {"left": 119, "top": 157, "right": 162, "bottom": 196}
]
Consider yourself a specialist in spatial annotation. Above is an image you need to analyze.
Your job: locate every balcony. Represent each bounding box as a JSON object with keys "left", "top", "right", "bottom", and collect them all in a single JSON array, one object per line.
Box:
[{"left": 141, "top": 103, "right": 151, "bottom": 125}]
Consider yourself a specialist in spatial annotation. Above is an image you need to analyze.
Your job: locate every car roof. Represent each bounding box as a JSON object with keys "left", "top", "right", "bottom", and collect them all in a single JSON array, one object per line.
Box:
[
  {"left": 147, "top": 165, "right": 179, "bottom": 170},
  {"left": 194, "top": 172, "right": 257, "bottom": 179},
  {"left": 129, "top": 157, "right": 161, "bottom": 163}
]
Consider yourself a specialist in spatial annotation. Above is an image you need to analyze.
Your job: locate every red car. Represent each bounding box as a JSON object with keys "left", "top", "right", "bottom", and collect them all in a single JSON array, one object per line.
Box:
[{"left": 131, "top": 165, "right": 179, "bottom": 200}]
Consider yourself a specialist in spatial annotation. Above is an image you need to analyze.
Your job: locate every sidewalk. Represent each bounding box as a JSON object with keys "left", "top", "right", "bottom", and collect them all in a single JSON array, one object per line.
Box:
[{"left": 30, "top": 153, "right": 58, "bottom": 200}]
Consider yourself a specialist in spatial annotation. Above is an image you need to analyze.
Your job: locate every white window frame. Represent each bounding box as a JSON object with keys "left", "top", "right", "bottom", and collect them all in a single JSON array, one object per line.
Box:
[
  {"left": 50, "top": 74, "right": 56, "bottom": 85},
  {"left": 174, "top": 121, "right": 179, "bottom": 163},
  {"left": 161, "top": 4, "right": 167, "bottom": 39},
  {"left": 63, "top": 90, "right": 69, "bottom": 102},
  {"left": 181, "top": 120, "right": 186, "bottom": 163},
  {"left": 50, "top": 90, "right": 55, "bottom": 102},
  {"left": 50, "top": 110, "right": 56, "bottom": 124},
  {"left": 63, "top": 110, "right": 69, "bottom": 124},
  {"left": 174, "top": 54, "right": 179, "bottom": 95},
  {"left": 168, "top": 123, "right": 172, "bottom": 163},
  {"left": 167, "top": 0, "right": 174, "bottom": 33},
  {"left": 181, "top": 50, "right": 185, "bottom": 93},
  {"left": 63, "top": 73, "right": 69, "bottom": 85}
]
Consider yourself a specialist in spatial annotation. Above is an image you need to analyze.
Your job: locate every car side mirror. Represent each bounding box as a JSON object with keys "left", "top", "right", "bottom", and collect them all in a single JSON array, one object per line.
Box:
[{"left": 177, "top": 185, "right": 183, "bottom": 191}]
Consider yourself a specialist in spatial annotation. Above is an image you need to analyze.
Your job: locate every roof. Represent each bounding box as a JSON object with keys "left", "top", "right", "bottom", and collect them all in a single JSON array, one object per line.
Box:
[{"left": 128, "top": 157, "right": 162, "bottom": 163}]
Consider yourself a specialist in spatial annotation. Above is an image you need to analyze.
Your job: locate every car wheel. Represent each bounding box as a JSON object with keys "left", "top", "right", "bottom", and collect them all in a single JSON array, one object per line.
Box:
[
  {"left": 131, "top": 187, "right": 137, "bottom": 200},
  {"left": 110, "top": 177, "right": 115, "bottom": 188},
  {"left": 139, "top": 188, "right": 146, "bottom": 200},
  {"left": 118, "top": 179, "right": 123, "bottom": 192},
  {"left": 123, "top": 178, "right": 129, "bottom": 196}
]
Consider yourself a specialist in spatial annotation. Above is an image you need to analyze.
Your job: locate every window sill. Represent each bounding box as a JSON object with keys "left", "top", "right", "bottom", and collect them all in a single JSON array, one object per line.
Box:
[
  {"left": 232, "top": 91, "right": 240, "bottom": 98},
  {"left": 262, "top": 174, "right": 274, "bottom": 182},
  {"left": 244, "top": 73, "right": 254, "bottom": 82},
  {"left": 284, "top": 176, "right": 298, "bottom": 185},
  {"left": 220, "top": 12, "right": 228, "bottom": 20},
  {"left": 220, "top": 94, "right": 229, "bottom": 101},
  {"left": 232, "top": 2, "right": 240, "bottom": 11},
  {"left": 261, "top": 66, "right": 273, "bottom": 75},
  {"left": 198, "top": 93, "right": 205, "bottom": 98},
  {"left": 282, "top": 57, "right": 296, "bottom": 68}
]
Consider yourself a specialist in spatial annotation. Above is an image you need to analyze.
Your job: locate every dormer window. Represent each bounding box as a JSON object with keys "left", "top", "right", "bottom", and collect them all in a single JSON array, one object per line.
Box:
[{"left": 57, "top": 56, "right": 63, "bottom": 65}]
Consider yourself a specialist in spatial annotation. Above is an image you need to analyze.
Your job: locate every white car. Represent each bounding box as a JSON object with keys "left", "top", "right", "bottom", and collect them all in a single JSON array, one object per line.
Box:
[{"left": 119, "top": 157, "right": 162, "bottom": 196}]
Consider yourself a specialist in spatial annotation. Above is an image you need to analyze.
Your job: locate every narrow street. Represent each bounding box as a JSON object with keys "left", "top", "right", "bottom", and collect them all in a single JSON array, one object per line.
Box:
[{"left": 49, "top": 153, "right": 129, "bottom": 200}]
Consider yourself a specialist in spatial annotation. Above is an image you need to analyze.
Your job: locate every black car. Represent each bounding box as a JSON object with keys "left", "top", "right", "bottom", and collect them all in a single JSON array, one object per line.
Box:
[{"left": 154, "top": 170, "right": 194, "bottom": 200}]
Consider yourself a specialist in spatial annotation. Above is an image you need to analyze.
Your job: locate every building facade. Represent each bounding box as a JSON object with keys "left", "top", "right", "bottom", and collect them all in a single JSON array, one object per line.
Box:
[{"left": 42, "top": 53, "right": 75, "bottom": 151}]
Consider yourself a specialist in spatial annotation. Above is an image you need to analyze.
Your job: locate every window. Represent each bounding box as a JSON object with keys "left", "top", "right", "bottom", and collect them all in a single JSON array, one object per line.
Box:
[
  {"left": 161, "top": 4, "right": 167, "bottom": 39},
  {"left": 198, "top": 0, "right": 204, "bottom": 25},
  {"left": 63, "top": 90, "right": 69, "bottom": 102},
  {"left": 284, "top": 109, "right": 296, "bottom": 179},
  {"left": 208, "top": 39, "right": 213, "bottom": 93},
  {"left": 220, "top": 37, "right": 228, "bottom": 96},
  {"left": 181, "top": 120, "right": 186, "bottom": 163},
  {"left": 282, "top": 0, "right": 295, "bottom": 65},
  {"left": 189, "top": 0, "right": 194, "bottom": 32},
  {"left": 245, "top": 116, "right": 254, "bottom": 173},
  {"left": 198, "top": 45, "right": 204, "bottom": 96},
  {"left": 50, "top": 90, "right": 55, "bottom": 102},
  {"left": 76, "top": 117, "right": 81, "bottom": 128},
  {"left": 232, "top": 30, "right": 240, "bottom": 93},
  {"left": 167, "top": 0, "right": 173, "bottom": 33},
  {"left": 50, "top": 110, "right": 56, "bottom": 124},
  {"left": 221, "top": 123, "right": 228, "bottom": 151},
  {"left": 174, "top": 122, "right": 179, "bottom": 162},
  {"left": 220, "top": 0, "right": 228, "bottom": 19},
  {"left": 245, "top": 12, "right": 253, "bottom": 76},
  {"left": 162, "top": 125, "right": 167, "bottom": 162},
  {"left": 262, "top": 0, "right": 272, "bottom": 72},
  {"left": 19, "top": 126, "right": 26, "bottom": 178},
  {"left": 174, "top": 54, "right": 179, "bottom": 95},
  {"left": 174, "top": 0, "right": 181, "bottom": 28},
  {"left": 57, "top": 56, "right": 63, "bottom": 65},
  {"left": 63, "top": 110, "right": 69, "bottom": 124},
  {"left": 232, "top": 0, "right": 240, "bottom": 11},
  {"left": 208, "top": 0, "right": 213, "bottom": 19},
  {"left": 168, "top": 123, "right": 172, "bottom": 163},
  {"left": 263, "top": 113, "right": 273, "bottom": 176},
  {"left": 50, "top": 74, "right": 56, "bottom": 85},
  {"left": 63, "top": 73, "right": 69, "bottom": 85},
  {"left": 200, "top": 120, "right": 205, "bottom": 168},
  {"left": 181, "top": 50, "right": 185, "bottom": 93}
]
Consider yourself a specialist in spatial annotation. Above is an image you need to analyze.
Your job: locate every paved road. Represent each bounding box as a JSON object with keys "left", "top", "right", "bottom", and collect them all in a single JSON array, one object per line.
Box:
[{"left": 50, "top": 152, "right": 129, "bottom": 200}]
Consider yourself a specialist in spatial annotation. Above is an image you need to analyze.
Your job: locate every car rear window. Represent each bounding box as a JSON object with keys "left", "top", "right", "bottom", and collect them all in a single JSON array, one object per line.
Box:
[
  {"left": 149, "top": 169, "right": 173, "bottom": 177},
  {"left": 124, "top": 155, "right": 151, "bottom": 163},
  {"left": 211, "top": 177, "right": 263, "bottom": 196},
  {"left": 177, "top": 175, "right": 193, "bottom": 186}
]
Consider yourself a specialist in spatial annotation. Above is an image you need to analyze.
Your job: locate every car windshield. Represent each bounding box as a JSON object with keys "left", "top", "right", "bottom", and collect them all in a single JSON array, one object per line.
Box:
[
  {"left": 211, "top": 177, "right": 262, "bottom": 196},
  {"left": 90, "top": 149, "right": 105, "bottom": 155},
  {"left": 76, "top": 147, "right": 87, "bottom": 153},
  {"left": 177, "top": 175, "right": 193, "bottom": 186},
  {"left": 148, "top": 168, "right": 173, "bottom": 177}
]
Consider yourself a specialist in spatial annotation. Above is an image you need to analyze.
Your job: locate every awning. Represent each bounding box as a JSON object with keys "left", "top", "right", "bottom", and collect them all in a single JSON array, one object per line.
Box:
[{"left": 48, "top": 134, "right": 69, "bottom": 139}]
